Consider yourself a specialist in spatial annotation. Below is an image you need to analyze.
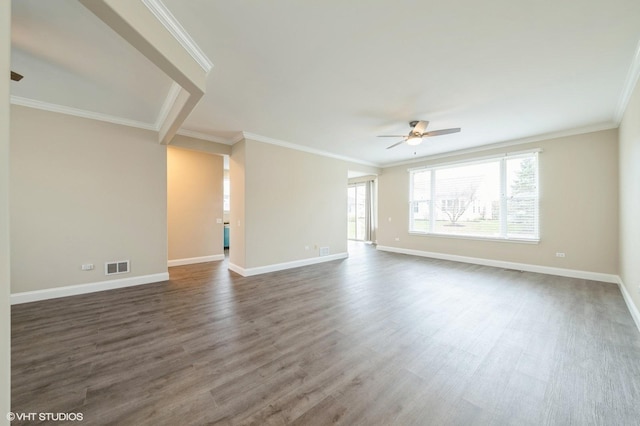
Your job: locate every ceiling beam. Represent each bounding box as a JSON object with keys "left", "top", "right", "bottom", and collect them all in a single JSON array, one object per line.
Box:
[{"left": 79, "top": 0, "right": 208, "bottom": 144}]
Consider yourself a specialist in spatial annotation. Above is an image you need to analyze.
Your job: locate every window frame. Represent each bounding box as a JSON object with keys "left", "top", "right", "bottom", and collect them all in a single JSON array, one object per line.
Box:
[{"left": 408, "top": 150, "right": 540, "bottom": 243}]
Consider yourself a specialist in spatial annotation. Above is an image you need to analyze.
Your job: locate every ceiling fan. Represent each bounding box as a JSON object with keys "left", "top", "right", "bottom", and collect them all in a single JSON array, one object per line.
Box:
[
  {"left": 10, "top": 71, "right": 23, "bottom": 82},
  {"left": 378, "top": 120, "right": 460, "bottom": 149}
]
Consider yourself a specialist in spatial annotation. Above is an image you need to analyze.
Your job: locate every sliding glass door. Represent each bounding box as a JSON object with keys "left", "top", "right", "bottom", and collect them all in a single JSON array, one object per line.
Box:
[{"left": 347, "top": 183, "right": 367, "bottom": 241}]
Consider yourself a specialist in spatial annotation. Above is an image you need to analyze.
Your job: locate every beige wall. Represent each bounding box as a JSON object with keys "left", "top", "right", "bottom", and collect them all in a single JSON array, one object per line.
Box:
[
  {"left": 171, "top": 134, "right": 231, "bottom": 156},
  {"left": 229, "top": 140, "right": 246, "bottom": 267},
  {"left": 1, "top": 0, "right": 11, "bottom": 420},
  {"left": 378, "top": 129, "right": 619, "bottom": 274},
  {"left": 10, "top": 106, "right": 168, "bottom": 293},
  {"left": 346, "top": 162, "right": 381, "bottom": 176},
  {"left": 619, "top": 79, "right": 640, "bottom": 313},
  {"left": 231, "top": 139, "right": 348, "bottom": 270},
  {"left": 167, "top": 146, "right": 224, "bottom": 261}
]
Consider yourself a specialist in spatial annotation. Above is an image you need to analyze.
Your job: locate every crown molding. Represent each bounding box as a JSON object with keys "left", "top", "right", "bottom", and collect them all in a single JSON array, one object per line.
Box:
[
  {"left": 10, "top": 96, "right": 157, "bottom": 131},
  {"left": 614, "top": 39, "right": 640, "bottom": 123},
  {"left": 231, "top": 132, "right": 245, "bottom": 144},
  {"left": 175, "top": 128, "right": 232, "bottom": 145},
  {"left": 381, "top": 121, "right": 618, "bottom": 169},
  {"left": 10, "top": 95, "right": 619, "bottom": 169},
  {"left": 142, "top": 0, "right": 213, "bottom": 73},
  {"left": 240, "top": 131, "right": 380, "bottom": 167},
  {"left": 154, "top": 82, "right": 182, "bottom": 130}
]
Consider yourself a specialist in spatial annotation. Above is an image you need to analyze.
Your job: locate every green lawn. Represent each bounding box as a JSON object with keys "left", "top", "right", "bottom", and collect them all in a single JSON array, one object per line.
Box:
[
  {"left": 413, "top": 219, "right": 500, "bottom": 235},
  {"left": 413, "top": 219, "right": 534, "bottom": 237},
  {"left": 348, "top": 218, "right": 534, "bottom": 239}
]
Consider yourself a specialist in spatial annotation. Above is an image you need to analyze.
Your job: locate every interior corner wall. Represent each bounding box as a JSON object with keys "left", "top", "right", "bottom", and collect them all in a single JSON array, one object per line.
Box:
[
  {"left": 377, "top": 129, "right": 619, "bottom": 275},
  {"left": 1, "top": 0, "right": 11, "bottom": 420},
  {"left": 167, "top": 146, "right": 224, "bottom": 263},
  {"left": 241, "top": 139, "right": 348, "bottom": 269},
  {"left": 619, "top": 78, "right": 640, "bottom": 314},
  {"left": 10, "top": 105, "right": 168, "bottom": 294}
]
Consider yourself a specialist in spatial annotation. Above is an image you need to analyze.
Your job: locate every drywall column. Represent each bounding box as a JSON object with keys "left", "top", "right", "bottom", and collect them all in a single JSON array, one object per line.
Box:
[
  {"left": 1, "top": 0, "right": 11, "bottom": 421},
  {"left": 619, "top": 76, "right": 640, "bottom": 324},
  {"left": 229, "top": 140, "right": 247, "bottom": 270},
  {"left": 229, "top": 138, "right": 350, "bottom": 275}
]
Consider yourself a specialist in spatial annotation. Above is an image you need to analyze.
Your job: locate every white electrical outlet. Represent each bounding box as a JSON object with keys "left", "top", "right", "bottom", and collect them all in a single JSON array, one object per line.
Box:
[
  {"left": 216, "top": 218, "right": 222, "bottom": 224},
  {"left": 395, "top": 237, "right": 400, "bottom": 241},
  {"left": 81, "top": 264, "right": 94, "bottom": 271},
  {"left": 556, "top": 252, "right": 565, "bottom": 258}
]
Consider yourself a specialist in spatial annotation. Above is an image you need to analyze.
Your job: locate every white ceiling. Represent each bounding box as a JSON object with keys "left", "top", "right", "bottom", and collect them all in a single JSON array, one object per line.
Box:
[{"left": 10, "top": 0, "right": 640, "bottom": 167}]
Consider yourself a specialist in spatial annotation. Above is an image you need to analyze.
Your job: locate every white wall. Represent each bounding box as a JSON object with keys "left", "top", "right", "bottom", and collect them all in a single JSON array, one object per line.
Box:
[
  {"left": 230, "top": 139, "right": 348, "bottom": 271},
  {"left": 377, "top": 129, "right": 619, "bottom": 276},
  {"left": 167, "top": 146, "right": 224, "bottom": 264},
  {"left": 10, "top": 106, "right": 168, "bottom": 294},
  {"left": 1, "top": 0, "right": 11, "bottom": 420},
  {"left": 619, "top": 78, "right": 640, "bottom": 315}
]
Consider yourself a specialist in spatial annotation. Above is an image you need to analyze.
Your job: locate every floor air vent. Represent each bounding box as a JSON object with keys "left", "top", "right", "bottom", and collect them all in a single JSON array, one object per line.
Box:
[{"left": 105, "top": 260, "right": 130, "bottom": 276}]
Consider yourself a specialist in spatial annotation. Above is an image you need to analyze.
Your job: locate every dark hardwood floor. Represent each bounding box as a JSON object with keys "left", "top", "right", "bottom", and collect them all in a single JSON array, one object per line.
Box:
[{"left": 11, "top": 242, "right": 640, "bottom": 425}]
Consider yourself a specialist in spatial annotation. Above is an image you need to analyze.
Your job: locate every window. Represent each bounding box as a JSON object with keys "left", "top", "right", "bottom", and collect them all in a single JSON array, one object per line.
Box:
[
  {"left": 223, "top": 170, "right": 230, "bottom": 212},
  {"left": 409, "top": 151, "right": 539, "bottom": 241}
]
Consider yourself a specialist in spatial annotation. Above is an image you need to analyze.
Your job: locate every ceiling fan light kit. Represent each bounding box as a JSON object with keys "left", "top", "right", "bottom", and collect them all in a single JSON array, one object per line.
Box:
[
  {"left": 378, "top": 120, "right": 461, "bottom": 149},
  {"left": 406, "top": 134, "right": 422, "bottom": 145}
]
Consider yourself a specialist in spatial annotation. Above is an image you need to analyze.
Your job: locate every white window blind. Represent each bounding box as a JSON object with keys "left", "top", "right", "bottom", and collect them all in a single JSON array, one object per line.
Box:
[{"left": 409, "top": 151, "right": 539, "bottom": 241}]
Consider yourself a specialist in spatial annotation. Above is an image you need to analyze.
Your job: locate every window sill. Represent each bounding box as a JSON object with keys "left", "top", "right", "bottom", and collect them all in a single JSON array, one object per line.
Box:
[{"left": 408, "top": 231, "right": 540, "bottom": 244}]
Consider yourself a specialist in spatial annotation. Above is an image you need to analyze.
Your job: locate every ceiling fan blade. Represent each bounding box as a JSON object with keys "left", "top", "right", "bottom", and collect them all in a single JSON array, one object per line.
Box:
[
  {"left": 377, "top": 135, "right": 406, "bottom": 138},
  {"left": 10, "top": 71, "right": 23, "bottom": 82},
  {"left": 386, "top": 140, "right": 406, "bottom": 149},
  {"left": 423, "top": 128, "right": 461, "bottom": 137},
  {"left": 413, "top": 120, "right": 429, "bottom": 134}
]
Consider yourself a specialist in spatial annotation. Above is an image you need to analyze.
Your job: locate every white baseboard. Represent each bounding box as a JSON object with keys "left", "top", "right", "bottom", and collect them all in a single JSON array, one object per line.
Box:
[
  {"left": 228, "top": 252, "right": 349, "bottom": 277},
  {"left": 227, "top": 262, "right": 246, "bottom": 276},
  {"left": 10, "top": 272, "right": 170, "bottom": 305},
  {"left": 376, "top": 245, "right": 619, "bottom": 284},
  {"left": 168, "top": 254, "right": 224, "bottom": 267},
  {"left": 617, "top": 277, "right": 640, "bottom": 333}
]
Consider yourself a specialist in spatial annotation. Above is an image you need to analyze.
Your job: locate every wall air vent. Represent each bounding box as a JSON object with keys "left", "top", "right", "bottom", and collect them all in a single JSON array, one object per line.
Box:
[
  {"left": 105, "top": 260, "right": 130, "bottom": 276},
  {"left": 319, "top": 247, "right": 330, "bottom": 257}
]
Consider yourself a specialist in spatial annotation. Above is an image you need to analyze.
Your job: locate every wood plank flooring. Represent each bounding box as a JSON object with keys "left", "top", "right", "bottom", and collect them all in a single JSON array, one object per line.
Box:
[{"left": 11, "top": 242, "right": 640, "bottom": 425}]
